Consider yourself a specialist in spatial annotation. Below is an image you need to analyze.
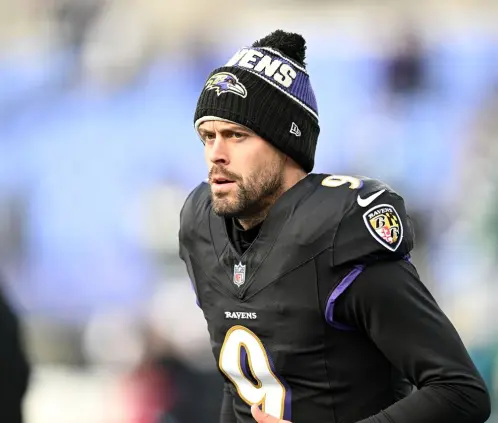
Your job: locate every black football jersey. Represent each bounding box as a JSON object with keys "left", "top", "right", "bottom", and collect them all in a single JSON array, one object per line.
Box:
[{"left": 179, "top": 173, "right": 415, "bottom": 423}]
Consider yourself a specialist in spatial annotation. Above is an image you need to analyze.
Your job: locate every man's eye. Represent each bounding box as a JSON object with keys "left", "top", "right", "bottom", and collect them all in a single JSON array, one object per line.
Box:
[{"left": 233, "top": 132, "right": 244, "bottom": 139}]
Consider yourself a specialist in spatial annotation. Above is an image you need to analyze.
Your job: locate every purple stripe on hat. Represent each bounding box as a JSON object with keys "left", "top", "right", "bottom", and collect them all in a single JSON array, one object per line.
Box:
[
  {"left": 227, "top": 47, "right": 318, "bottom": 116},
  {"left": 290, "top": 71, "right": 318, "bottom": 114},
  {"left": 325, "top": 265, "right": 365, "bottom": 330},
  {"left": 403, "top": 254, "right": 412, "bottom": 264}
]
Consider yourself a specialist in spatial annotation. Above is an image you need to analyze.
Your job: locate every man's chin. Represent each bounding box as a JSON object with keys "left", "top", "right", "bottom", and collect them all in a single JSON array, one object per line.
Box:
[{"left": 211, "top": 200, "right": 238, "bottom": 216}]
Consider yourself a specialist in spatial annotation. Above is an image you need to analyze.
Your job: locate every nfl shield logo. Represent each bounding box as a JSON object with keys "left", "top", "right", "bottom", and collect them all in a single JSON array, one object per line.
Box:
[{"left": 233, "top": 262, "right": 246, "bottom": 287}]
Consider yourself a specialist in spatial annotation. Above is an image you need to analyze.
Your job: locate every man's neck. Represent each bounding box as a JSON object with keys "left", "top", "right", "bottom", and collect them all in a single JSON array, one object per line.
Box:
[{"left": 238, "top": 215, "right": 266, "bottom": 230}]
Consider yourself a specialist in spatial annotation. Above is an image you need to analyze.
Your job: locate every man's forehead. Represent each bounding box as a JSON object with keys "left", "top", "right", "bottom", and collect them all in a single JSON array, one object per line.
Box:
[{"left": 198, "top": 120, "right": 252, "bottom": 133}]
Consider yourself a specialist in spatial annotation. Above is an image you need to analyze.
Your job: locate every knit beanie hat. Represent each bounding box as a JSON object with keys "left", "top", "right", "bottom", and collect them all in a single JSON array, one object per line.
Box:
[{"left": 193, "top": 30, "right": 320, "bottom": 172}]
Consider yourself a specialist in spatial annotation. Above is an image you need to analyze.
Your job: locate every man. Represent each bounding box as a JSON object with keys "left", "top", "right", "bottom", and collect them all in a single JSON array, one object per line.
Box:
[{"left": 178, "top": 30, "right": 491, "bottom": 423}]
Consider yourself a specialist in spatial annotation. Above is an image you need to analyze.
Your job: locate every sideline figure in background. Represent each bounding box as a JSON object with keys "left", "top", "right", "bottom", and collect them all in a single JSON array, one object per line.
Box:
[{"left": 0, "top": 281, "right": 30, "bottom": 423}]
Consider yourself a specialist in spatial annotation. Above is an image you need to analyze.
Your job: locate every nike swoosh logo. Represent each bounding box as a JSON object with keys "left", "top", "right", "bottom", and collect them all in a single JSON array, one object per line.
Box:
[{"left": 357, "top": 189, "right": 386, "bottom": 207}]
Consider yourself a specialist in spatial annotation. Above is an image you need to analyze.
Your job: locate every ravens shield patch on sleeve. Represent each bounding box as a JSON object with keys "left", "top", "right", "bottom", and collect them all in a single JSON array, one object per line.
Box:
[{"left": 363, "top": 204, "right": 403, "bottom": 251}]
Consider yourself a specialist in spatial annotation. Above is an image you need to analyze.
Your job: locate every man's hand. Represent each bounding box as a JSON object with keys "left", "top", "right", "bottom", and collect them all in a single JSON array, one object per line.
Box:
[{"left": 251, "top": 405, "right": 292, "bottom": 423}]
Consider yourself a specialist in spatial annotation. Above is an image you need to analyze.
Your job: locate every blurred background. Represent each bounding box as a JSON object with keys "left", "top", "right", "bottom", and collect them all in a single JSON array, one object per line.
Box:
[{"left": 0, "top": 0, "right": 496, "bottom": 421}]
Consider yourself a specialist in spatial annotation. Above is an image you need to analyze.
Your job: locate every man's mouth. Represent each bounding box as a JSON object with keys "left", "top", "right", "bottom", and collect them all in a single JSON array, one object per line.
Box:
[{"left": 212, "top": 177, "right": 235, "bottom": 185}]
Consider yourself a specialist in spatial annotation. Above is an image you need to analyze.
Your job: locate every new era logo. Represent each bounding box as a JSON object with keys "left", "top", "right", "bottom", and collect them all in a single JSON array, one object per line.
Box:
[{"left": 290, "top": 122, "right": 301, "bottom": 137}]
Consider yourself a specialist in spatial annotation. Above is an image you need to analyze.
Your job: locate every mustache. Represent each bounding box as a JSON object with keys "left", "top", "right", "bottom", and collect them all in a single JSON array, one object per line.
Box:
[{"left": 208, "top": 167, "right": 241, "bottom": 183}]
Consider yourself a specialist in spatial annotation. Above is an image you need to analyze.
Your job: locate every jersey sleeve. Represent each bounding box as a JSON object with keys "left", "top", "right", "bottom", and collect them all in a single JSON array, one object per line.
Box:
[
  {"left": 336, "top": 260, "right": 491, "bottom": 423},
  {"left": 178, "top": 182, "right": 210, "bottom": 307},
  {"left": 178, "top": 182, "right": 210, "bottom": 251},
  {"left": 331, "top": 183, "right": 415, "bottom": 266}
]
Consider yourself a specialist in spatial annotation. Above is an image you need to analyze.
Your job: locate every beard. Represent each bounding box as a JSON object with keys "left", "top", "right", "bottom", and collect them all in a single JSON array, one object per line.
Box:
[{"left": 209, "top": 163, "right": 284, "bottom": 219}]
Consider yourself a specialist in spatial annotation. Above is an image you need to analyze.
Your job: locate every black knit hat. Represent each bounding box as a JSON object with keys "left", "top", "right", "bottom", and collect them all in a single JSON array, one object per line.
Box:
[{"left": 193, "top": 30, "right": 320, "bottom": 173}]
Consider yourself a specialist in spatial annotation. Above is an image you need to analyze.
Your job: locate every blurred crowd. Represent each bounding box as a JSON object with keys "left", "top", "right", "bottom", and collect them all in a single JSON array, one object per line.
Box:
[{"left": 0, "top": 0, "right": 496, "bottom": 422}]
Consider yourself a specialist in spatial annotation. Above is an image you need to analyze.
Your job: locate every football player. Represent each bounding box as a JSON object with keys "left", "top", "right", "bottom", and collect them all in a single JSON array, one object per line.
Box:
[{"left": 179, "top": 30, "right": 490, "bottom": 423}]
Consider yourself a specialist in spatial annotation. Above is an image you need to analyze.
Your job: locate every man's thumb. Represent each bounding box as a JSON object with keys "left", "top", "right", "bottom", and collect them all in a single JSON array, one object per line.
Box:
[{"left": 251, "top": 404, "right": 279, "bottom": 422}]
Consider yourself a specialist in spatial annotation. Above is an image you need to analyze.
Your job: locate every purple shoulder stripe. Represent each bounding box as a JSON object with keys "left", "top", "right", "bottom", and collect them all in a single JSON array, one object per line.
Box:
[{"left": 325, "top": 265, "right": 365, "bottom": 330}]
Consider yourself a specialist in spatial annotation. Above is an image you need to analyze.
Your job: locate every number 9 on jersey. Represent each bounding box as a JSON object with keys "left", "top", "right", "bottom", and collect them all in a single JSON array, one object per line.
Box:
[{"left": 219, "top": 325, "right": 291, "bottom": 420}]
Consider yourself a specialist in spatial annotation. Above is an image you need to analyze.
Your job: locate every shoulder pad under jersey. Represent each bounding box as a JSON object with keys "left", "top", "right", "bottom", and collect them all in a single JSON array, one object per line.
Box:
[
  {"left": 178, "top": 182, "right": 211, "bottom": 249},
  {"left": 317, "top": 174, "right": 415, "bottom": 266}
]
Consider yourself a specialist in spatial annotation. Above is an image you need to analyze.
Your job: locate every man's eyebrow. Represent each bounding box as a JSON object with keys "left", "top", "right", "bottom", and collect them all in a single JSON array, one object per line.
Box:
[
  {"left": 198, "top": 126, "right": 254, "bottom": 135},
  {"left": 198, "top": 128, "right": 214, "bottom": 135},
  {"left": 221, "top": 125, "right": 254, "bottom": 134}
]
